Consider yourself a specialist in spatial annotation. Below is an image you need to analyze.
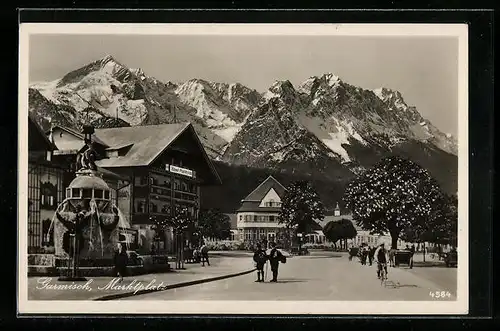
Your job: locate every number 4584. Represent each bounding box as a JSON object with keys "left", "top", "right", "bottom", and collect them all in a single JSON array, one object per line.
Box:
[{"left": 429, "top": 291, "right": 451, "bottom": 298}]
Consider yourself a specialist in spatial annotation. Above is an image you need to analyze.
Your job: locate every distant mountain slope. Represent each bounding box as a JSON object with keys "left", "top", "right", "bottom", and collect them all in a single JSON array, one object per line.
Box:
[{"left": 29, "top": 55, "right": 458, "bottom": 198}]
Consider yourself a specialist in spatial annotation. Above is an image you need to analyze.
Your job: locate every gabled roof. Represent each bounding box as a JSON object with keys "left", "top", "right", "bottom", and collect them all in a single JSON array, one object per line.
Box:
[
  {"left": 242, "top": 175, "right": 286, "bottom": 202},
  {"left": 236, "top": 176, "right": 286, "bottom": 213},
  {"left": 93, "top": 123, "right": 221, "bottom": 184},
  {"left": 92, "top": 123, "right": 190, "bottom": 167},
  {"left": 49, "top": 125, "right": 109, "bottom": 148},
  {"left": 29, "top": 114, "right": 56, "bottom": 151}
]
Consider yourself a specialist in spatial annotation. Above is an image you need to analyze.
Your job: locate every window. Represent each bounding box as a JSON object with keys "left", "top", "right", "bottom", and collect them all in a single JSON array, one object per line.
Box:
[
  {"left": 94, "top": 189, "right": 104, "bottom": 199},
  {"left": 239, "top": 215, "right": 242, "bottom": 221},
  {"left": 254, "top": 215, "right": 258, "bottom": 222},
  {"left": 135, "top": 199, "right": 146, "bottom": 213},
  {"left": 269, "top": 215, "right": 275, "bottom": 222}
]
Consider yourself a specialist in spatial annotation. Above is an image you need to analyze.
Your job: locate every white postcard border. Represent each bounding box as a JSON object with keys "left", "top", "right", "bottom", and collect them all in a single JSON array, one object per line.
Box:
[{"left": 18, "top": 23, "right": 469, "bottom": 315}]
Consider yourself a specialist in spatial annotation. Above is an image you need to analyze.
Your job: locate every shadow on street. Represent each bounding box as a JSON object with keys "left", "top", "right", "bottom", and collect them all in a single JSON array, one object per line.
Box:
[
  {"left": 412, "top": 262, "right": 453, "bottom": 268},
  {"left": 273, "top": 279, "right": 309, "bottom": 283},
  {"left": 301, "top": 255, "right": 342, "bottom": 259}
]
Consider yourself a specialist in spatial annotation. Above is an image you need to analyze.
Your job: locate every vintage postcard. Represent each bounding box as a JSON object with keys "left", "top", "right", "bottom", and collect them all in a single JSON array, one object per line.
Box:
[{"left": 18, "top": 23, "right": 468, "bottom": 315}]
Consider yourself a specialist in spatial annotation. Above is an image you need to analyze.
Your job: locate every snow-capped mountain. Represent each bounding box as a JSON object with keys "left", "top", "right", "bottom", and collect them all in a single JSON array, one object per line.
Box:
[
  {"left": 174, "top": 79, "right": 261, "bottom": 143},
  {"left": 28, "top": 55, "right": 458, "bottom": 193},
  {"left": 222, "top": 73, "right": 457, "bottom": 192}
]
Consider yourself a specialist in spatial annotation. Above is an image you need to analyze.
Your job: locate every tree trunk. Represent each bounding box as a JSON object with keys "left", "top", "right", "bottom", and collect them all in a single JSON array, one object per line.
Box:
[
  {"left": 389, "top": 225, "right": 400, "bottom": 250},
  {"left": 390, "top": 234, "right": 399, "bottom": 250}
]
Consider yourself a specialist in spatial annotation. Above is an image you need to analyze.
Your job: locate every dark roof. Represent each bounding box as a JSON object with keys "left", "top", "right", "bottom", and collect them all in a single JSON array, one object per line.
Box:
[
  {"left": 97, "top": 166, "right": 130, "bottom": 182},
  {"left": 29, "top": 114, "right": 56, "bottom": 151},
  {"left": 94, "top": 123, "right": 221, "bottom": 184},
  {"left": 236, "top": 176, "right": 286, "bottom": 213},
  {"left": 242, "top": 175, "right": 286, "bottom": 202},
  {"left": 237, "top": 176, "right": 286, "bottom": 213},
  {"left": 49, "top": 125, "right": 109, "bottom": 148},
  {"left": 93, "top": 123, "right": 188, "bottom": 167}
]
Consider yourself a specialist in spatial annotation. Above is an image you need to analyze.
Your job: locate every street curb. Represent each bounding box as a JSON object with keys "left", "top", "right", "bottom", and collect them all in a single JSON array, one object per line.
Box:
[{"left": 93, "top": 268, "right": 256, "bottom": 301}]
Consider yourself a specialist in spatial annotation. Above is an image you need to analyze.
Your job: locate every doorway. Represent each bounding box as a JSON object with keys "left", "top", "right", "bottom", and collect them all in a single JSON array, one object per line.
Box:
[{"left": 267, "top": 232, "right": 276, "bottom": 246}]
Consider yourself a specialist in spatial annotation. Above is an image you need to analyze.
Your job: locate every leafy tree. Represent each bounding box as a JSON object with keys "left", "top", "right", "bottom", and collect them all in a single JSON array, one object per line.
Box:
[
  {"left": 400, "top": 193, "right": 458, "bottom": 247},
  {"left": 323, "top": 218, "right": 357, "bottom": 249},
  {"left": 279, "top": 180, "right": 325, "bottom": 252},
  {"left": 197, "top": 209, "right": 232, "bottom": 241},
  {"left": 343, "top": 156, "right": 444, "bottom": 249}
]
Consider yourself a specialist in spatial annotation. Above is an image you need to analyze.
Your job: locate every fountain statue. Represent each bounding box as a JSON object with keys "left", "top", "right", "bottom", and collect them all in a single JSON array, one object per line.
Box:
[{"left": 46, "top": 125, "right": 127, "bottom": 280}]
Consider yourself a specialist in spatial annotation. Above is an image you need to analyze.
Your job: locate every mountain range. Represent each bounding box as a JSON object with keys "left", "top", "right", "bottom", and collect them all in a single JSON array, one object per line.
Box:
[{"left": 28, "top": 55, "right": 458, "bottom": 211}]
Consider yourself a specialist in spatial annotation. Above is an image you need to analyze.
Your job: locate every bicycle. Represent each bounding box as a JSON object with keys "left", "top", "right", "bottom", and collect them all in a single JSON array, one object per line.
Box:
[{"left": 378, "top": 262, "right": 388, "bottom": 286}]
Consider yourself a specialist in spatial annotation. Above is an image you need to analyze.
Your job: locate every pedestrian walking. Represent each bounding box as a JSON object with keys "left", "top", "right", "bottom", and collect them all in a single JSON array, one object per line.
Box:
[
  {"left": 200, "top": 242, "right": 210, "bottom": 266},
  {"left": 253, "top": 243, "right": 268, "bottom": 282},
  {"left": 360, "top": 244, "right": 368, "bottom": 265},
  {"left": 268, "top": 242, "right": 286, "bottom": 282},
  {"left": 368, "top": 246, "right": 375, "bottom": 266},
  {"left": 113, "top": 242, "right": 128, "bottom": 282},
  {"left": 388, "top": 246, "right": 396, "bottom": 267},
  {"left": 409, "top": 244, "right": 416, "bottom": 269}
]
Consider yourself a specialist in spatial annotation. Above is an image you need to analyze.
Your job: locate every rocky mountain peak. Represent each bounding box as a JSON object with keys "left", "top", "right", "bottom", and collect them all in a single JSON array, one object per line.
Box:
[{"left": 131, "top": 68, "right": 146, "bottom": 78}]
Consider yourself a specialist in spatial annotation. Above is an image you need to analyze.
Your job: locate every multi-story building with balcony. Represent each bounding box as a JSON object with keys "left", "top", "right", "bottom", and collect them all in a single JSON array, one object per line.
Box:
[
  {"left": 28, "top": 115, "right": 66, "bottom": 252},
  {"left": 235, "top": 176, "right": 287, "bottom": 246},
  {"left": 46, "top": 122, "right": 221, "bottom": 253}
]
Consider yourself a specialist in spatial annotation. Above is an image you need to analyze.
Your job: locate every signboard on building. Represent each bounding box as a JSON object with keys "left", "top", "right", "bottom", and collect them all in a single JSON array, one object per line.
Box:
[{"left": 166, "top": 164, "right": 194, "bottom": 178}]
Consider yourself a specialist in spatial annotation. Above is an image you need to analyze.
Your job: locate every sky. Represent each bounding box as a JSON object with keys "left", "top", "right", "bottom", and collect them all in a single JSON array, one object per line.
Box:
[{"left": 29, "top": 34, "right": 459, "bottom": 136}]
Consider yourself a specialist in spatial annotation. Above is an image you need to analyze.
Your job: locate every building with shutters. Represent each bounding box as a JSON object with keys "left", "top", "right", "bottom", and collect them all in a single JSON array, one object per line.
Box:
[
  {"left": 47, "top": 122, "right": 221, "bottom": 253},
  {"left": 235, "top": 176, "right": 288, "bottom": 246}
]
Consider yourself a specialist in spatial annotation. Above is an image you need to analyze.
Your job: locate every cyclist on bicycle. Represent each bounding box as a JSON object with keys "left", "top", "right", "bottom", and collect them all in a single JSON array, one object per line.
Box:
[{"left": 374, "top": 243, "right": 389, "bottom": 279}]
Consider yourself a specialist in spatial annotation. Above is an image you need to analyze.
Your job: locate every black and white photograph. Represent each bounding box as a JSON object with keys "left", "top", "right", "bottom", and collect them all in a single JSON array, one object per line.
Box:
[{"left": 18, "top": 23, "right": 468, "bottom": 315}]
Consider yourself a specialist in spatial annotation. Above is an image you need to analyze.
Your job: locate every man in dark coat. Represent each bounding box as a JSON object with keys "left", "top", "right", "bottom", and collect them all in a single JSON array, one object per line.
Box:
[
  {"left": 114, "top": 242, "right": 128, "bottom": 282},
  {"left": 268, "top": 242, "right": 286, "bottom": 282},
  {"left": 368, "top": 246, "right": 375, "bottom": 266},
  {"left": 253, "top": 243, "right": 268, "bottom": 282}
]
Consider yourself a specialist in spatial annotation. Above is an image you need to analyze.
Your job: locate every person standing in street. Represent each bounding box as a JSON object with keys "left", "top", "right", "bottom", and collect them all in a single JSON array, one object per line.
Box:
[
  {"left": 268, "top": 242, "right": 286, "bottom": 282},
  {"left": 114, "top": 242, "right": 128, "bottom": 282},
  {"left": 361, "top": 244, "right": 368, "bottom": 265},
  {"left": 253, "top": 243, "right": 268, "bottom": 282},
  {"left": 200, "top": 242, "right": 210, "bottom": 266},
  {"left": 368, "top": 246, "right": 375, "bottom": 266},
  {"left": 389, "top": 246, "right": 397, "bottom": 267},
  {"left": 409, "top": 244, "right": 416, "bottom": 269}
]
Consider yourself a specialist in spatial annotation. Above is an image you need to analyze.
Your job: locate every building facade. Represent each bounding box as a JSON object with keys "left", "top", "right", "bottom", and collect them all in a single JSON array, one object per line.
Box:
[
  {"left": 28, "top": 116, "right": 66, "bottom": 252},
  {"left": 93, "top": 123, "right": 221, "bottom": 254},
  {"left": 47, "top": 122, "right": 221, "bottom": 254},
  {"left": 236, "top": 176, "right": 288, "bottom": 246}
]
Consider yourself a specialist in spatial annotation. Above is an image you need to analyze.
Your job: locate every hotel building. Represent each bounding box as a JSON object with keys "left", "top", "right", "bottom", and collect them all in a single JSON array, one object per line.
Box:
[
  {"left": 236, "top": 176, "right": 287, "bottom": 246},
  {"left": 46, "top": 122, "right": 221, "bottom": 253}
]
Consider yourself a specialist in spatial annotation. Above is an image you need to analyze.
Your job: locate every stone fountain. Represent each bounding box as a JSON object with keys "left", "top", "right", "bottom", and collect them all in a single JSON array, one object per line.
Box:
[{"left": 47, "top": 126, "right": 125, "bottom": 281}]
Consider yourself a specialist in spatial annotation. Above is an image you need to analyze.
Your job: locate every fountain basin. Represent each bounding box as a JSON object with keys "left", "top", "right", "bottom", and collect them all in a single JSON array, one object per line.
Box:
[{"left": 28, "top": 253, "right": 171, "bottom": 277}]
